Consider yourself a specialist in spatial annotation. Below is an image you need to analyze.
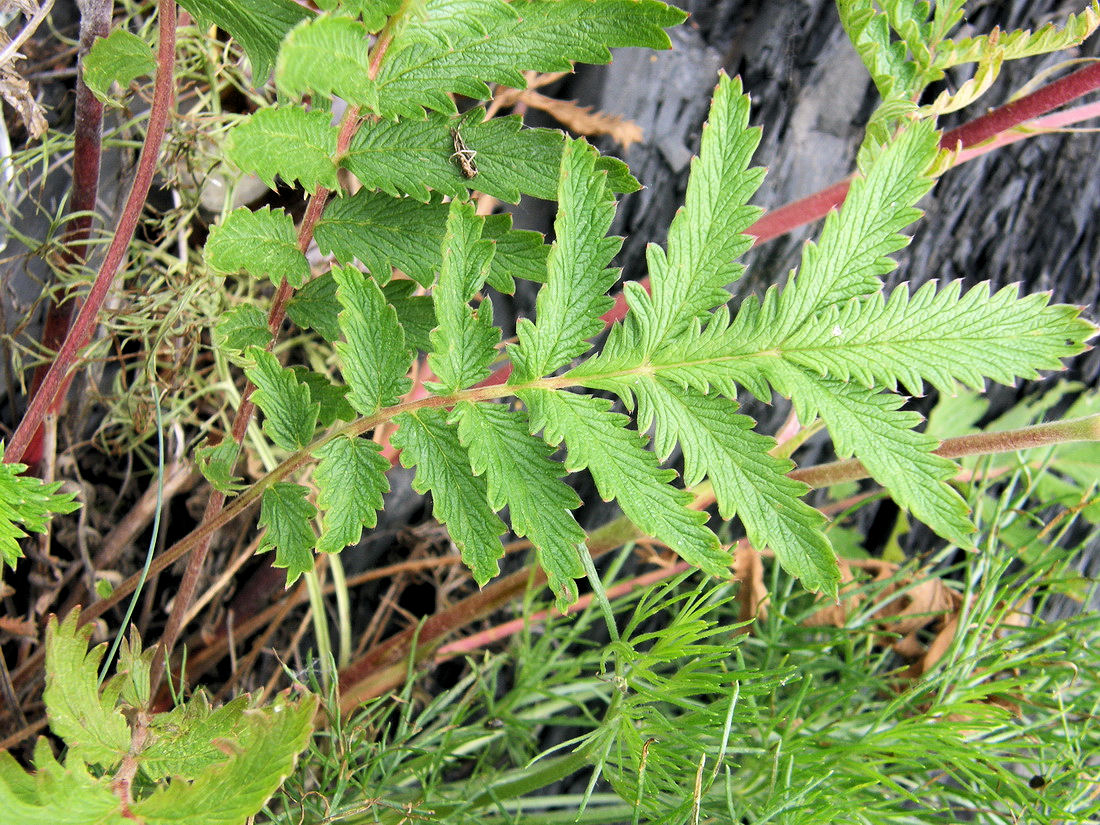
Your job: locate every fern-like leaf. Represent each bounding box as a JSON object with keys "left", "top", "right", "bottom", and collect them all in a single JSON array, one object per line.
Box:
[
  {"left": 454, "top": 401, "right": 586, "bottom": 609},
  {"left": 427, "top": 200, "right": 501, "bottom": 393},
  {"left": 782, "top": 280, "right": 1098, "bottom": 395},
  {"left": 392, "top": 409, "right": 506, "bottom": 585},
  {"left": 777, "top": 121, "right": 940, "bottom": 330},
  {"left": 521, "top": 389, "right": 728, "bottom": 577},
  {"left": 510, "top": 137, "right": 622, "bottom": 382}
]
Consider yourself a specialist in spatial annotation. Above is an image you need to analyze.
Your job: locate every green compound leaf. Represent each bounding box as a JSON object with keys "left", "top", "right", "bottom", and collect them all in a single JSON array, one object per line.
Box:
[
  {"left": 205, "top": 206, "right": 311, "bottom": 288},
  {"left": 777, "top": 121, "right": 939, "bottom": 329},
  {"left": 0, "top": 741, "right": 128, "bottom": 825},
  {"left": 632, "top": 381, "right": 837, "bottom": 596},
  {"left": 177, "top": 0, "right": 310, "bottom": 81},
  {"left": 521, "top": 389, "right": 728, "bottom": 577},
  {"left": 43, "top": 612, "right": 129, "bottom": 769},
  {"left": 225, "top": 107, "right": 340, "bottom": 192},
  {"left": 341, "top": 111, "right": 639, "bottom": 205},
  {"left": 772, "top": 364, "right": 974, "bottom": 544},
  {"left": 130, "top": 693, "right": 318, "bottom": 825},
  {"left": 454, "top": 401, "right": 586, "bottom": 610},
  {"left": 276, "top": 14, "right": 377, "bottom": 110},
  {"left": 632, "top": 73, "right": 764, "bottom": 352},
  {"left": 392, "top": 408, "right": 506, "bottom": 585},
  {"left": 510, "top": 137, "right": 622, "bottom": 382},
  {"left": 82, "top": 29, "right": 155, "bottom": 104},
  {"left": 245, "top": 348, "right": 319, "bottom": 451},
  {"left": 0, "top": 446, "right": 80, "bottom": 569},
  {"left": 315, "top": 190, "right": 549, "bottom": 289},
  {"left": 333, "top": 266, "right": 413, "bottom": 416},
  {"left": 258, "top": 482, "right": 317, "bottom": 584},
  {"left": 369, "top": 0, "right": 686, "bottom": 118},
  {"left": 781, "top": 280, "right": 1099, "bottom": 395},
  {"left": 427, "top": 200, "right": 500, "bottom": 393},
  {"left": 314, "top": 435, "right": 390, "bottom": 555}
]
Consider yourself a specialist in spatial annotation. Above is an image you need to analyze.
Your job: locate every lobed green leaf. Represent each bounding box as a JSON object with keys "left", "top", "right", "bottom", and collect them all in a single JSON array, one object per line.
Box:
[
  {"left": 392, "top": 408, "right": 506, "bottom": 585},
  {"left": 332, "top": 266, "right": 413, "bottom": 416},
  {"left": 313, "top": 435, "right": 390, "bottom": 555},
  {"left": 225, "top": 107, "right": 340, "bottom": 192},
  {"left": 427, "top": 200, "right": 501, "bottom": 392},
  {"left": 454, "top": 401, "right": 586, "bottom": 609},
  {"left": 245, "top": 348, "right": 319, "bottom": 451},
  {"left": 205, "top": 206, "right": 311, "bottom": 288},
  {"left": 258, "top": 482, "right": 317, "bottom": 584}
]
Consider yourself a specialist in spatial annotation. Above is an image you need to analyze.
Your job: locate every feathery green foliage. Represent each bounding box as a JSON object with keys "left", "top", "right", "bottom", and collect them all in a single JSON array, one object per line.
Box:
[
  {"left": 0, "top": 445, "right": 79, "bottom": 569},
  {"left": 201, "top": 47, "right": 1095, "bottom": 603}
]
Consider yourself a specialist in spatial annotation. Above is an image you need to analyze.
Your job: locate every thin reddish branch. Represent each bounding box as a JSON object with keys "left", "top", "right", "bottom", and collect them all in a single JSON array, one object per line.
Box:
[
  {"left": 20, "top": 0, "right": 112, "bottom": 469},
  {"left": 5, "top": 0, "right": 178, "bottom": 465},
  {"left": 598, "top": 61, "right": 1100, "bottom": 330},
  {"left": 153, "top": 105, "right": 368, "bottom": 685}
]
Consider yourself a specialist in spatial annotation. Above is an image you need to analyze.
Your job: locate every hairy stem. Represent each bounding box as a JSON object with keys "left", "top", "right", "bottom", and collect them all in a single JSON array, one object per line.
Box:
[
  {"left": 4, "top": 0, "right": 178, "bottom": 465},
  {"left": 21, "top": 0, "right": 112, "bottom": 469}
]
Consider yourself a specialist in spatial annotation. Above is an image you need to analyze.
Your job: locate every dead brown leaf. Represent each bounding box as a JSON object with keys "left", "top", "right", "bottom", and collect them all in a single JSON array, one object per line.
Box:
[{"left": 494, "top": 87, "right": 644, "bottom": 150}]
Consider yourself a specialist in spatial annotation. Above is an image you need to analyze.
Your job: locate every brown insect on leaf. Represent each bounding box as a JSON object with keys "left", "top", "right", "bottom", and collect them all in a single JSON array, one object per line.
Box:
[{"left": 450, "top": 127, "right": 478, "bottom": 179}]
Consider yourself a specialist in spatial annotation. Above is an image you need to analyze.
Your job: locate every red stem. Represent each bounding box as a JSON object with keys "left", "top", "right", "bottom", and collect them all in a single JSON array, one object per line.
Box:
[
  {"left": 597, "top": 60, "right": 1100, "bottom": 329},
  {"left": 20, "top": 0, "right": 113, "bottom": 469},
  {"left": 5, "top": 0, "right": 178, "bottom": 465}
]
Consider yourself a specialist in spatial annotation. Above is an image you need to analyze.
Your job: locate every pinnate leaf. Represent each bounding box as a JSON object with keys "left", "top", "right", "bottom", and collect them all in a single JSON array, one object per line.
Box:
[
  {"left": 781, "top": 280, "right": 1098, "bottom": 395},
  {"left": 454, "top": 401, "right": 586, "bottom": 608},
  {"left": 314, "top": 435, "right": 389, "bottom": 555},
  {"left": 772, "top": 364, "right": 974, "bottom": 544},
  {"left": 521, "top": 389, "right": 728, "bottom": 577},
  {"left": 392, "top": 408, "right": 506, "bottom": 585},
  {"left": 215, "top": 304, "right": 272, "bottom": 365},
  {"left": 634, "top": 73, "right": 764, "bottom": 351},
  {"left": 777, "top": 121, "right": 939, "bottom": 329},
  {"left": 205, "top": 206, "right": 311, "bottom": 288},
  {"left": 632, "top": 381, "right": 838, "bottom": 595},
  {"left": 0, "top": 446, "right": 79, "bottom": 569},
  {"left": 511, "top": 137, "right": 622, "bottom": 381}
]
